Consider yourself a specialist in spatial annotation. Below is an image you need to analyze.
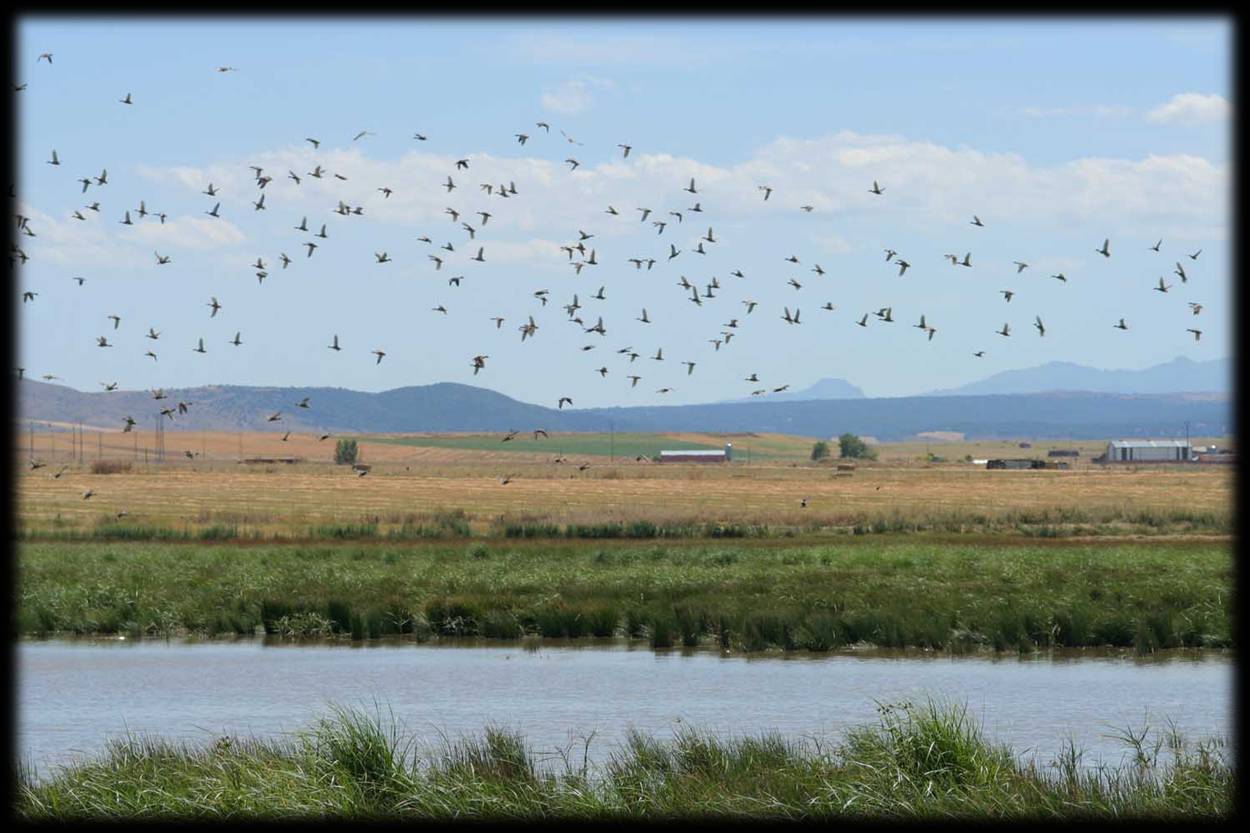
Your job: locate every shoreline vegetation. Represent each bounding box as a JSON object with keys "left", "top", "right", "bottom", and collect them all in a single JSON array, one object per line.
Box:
[
  {"left": 16, "top": 702, "right": 1232, "bottom": 819},
  {"left": 18, "top": 538, "right": 1231, "bottom": 653}
]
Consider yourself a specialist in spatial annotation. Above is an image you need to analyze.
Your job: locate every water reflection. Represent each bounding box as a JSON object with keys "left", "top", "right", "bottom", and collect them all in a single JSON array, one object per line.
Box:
[{"left": 18, "top": 639, "right": 1232, "bottom": 778}]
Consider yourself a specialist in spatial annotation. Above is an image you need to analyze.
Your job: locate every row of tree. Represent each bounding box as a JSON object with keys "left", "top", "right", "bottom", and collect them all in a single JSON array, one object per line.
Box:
[{"left": 810, "top": 433, "right": 878, "bottom": 462}]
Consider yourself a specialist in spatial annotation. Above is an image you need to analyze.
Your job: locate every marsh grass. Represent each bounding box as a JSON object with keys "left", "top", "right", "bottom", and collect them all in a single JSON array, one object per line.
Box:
[
  {"left": 16, "top": 539, "right": 1232, "bottom": 652},
  {"left": 16, "top": 701, "right": 1231, "bottom": 819}
]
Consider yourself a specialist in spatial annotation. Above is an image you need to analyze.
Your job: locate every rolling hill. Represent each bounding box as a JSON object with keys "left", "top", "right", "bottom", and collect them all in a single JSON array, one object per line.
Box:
[{"left": 16, "top": 378, "right": 1230, "bottom": 441}]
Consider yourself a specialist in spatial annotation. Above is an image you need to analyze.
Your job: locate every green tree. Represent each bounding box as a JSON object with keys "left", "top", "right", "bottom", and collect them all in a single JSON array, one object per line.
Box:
[
  {"left": 334, "top": 438, "right": 358, "bottom": 465},
  {"left": 810, "top": 440, "right": 830, "bottom": 461},
  {"left": 838, "top": 433, "right": 877, "bottom": 460}
]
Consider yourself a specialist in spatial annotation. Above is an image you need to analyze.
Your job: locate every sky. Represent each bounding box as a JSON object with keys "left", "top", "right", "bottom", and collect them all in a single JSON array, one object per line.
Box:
[{"left": 15, "top": 16, "right": 1232, "bottom": 407}]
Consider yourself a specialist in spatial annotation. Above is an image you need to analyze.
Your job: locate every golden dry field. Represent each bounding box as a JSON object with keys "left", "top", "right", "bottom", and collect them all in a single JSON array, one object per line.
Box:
[{"left": 15, "top": 429, "right": 1233, "bottom": 537}]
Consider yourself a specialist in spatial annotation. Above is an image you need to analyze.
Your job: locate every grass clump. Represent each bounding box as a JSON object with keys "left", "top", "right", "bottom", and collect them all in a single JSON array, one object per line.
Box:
[{"left": 16, "top": 702, "right": 1232, "bottom": 819}]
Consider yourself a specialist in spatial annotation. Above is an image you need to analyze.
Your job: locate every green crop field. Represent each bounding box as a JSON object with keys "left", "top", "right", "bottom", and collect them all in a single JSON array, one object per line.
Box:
[{"left": 363, "top": 432, "right": 813, "bottom": 461}]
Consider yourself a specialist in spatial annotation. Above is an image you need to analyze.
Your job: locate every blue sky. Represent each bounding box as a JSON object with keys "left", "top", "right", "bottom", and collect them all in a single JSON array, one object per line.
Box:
[{"left": 16, "top": 17, "right": 1230, "bottom": 406}]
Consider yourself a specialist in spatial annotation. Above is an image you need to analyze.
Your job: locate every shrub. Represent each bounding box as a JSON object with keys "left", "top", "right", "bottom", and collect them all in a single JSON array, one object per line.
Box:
[
  {"left": 838, "top": 433, "right": 878, "bottom": 461},
  {"left": 90, "top": 460, "right": 132, "bottom": 474},
  {"left": 334, "top": 439, "right": 359, "bottom": 465}
]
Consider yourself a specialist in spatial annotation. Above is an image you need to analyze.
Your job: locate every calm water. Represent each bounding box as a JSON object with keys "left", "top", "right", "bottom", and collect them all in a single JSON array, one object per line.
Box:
[{"left": 18, "top": 640, "right": 1232, "bottom": 777}]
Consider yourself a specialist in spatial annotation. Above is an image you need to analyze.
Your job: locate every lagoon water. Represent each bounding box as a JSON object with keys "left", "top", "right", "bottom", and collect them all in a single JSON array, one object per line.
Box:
[{"left": 18, "top": 640, "right": 1232, "bottom": 777}]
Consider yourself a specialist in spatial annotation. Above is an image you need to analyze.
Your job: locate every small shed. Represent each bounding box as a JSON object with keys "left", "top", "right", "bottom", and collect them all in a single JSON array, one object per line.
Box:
[{"left": 1047, "top": 449, "right": 1080, "bottom": 458}]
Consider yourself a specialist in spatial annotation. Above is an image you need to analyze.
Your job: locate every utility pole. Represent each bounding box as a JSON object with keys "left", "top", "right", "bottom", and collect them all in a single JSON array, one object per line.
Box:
[
  {"left": 28, "top": 420, "right": 33, "bottom": 460},
  {"left": 1185, "top": 420, "right": 1191, "bottom": 462},
  {"left": 610, "top": 420, "right": 615, "bottom": 463}
]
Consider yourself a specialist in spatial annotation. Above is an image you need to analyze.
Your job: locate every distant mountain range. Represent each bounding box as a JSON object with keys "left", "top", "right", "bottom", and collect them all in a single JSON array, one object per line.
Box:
[
  {"left": 723, "top": 377, "right": 865, "bottom": 403},
  {"left": 17, "top": 375, "right": 1230, "bottom": 442},
  {"left": 720, "top": 357, "right": 1227, "bottom": 405},
  {"left": 924, "top": 356, "right": 1230, "bottom": 397}
]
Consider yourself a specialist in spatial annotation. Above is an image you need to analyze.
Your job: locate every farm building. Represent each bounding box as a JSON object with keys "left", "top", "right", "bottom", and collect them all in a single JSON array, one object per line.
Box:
[
  {"left": 1101, "top": 440, "right": 1192, "bottom": 463},
  {"left": 1047, "top": 449, "right": 1080, "bottom": 458},
  {"left": 657, "top": 443, "right": 732, "bottom": 463}
]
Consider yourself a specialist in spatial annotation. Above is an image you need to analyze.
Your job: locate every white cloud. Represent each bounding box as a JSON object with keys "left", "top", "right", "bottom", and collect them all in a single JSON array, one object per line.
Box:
[
  {"left": 811, "top": 233, "right": 853, "bottom": 255},
  {"left": 126, "top": 129, "right": 1228, "bottom": 252},
  {"left": 540, "top": 76, "right": 616, "bottom": 115},
  {"left": 15, "top": 203, "right": 148, "bottom": 269},
  {"left": 1146, "top": 93, "right": 1229, "bottom": 125},
  {"left": 479, "top": 238, "right": 565, "bottom": 265},
  {"left": 121, "top": 215, "right": 247, "bottom": 250}
]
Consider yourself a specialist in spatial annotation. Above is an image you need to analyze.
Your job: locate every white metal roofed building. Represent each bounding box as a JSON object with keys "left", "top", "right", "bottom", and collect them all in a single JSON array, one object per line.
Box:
[
  {"left": 657, "top": 443, "right": 733, "bottom": 463},
  {"left": 1103, "top": 439, "right": 1192, "bottom": 463}
]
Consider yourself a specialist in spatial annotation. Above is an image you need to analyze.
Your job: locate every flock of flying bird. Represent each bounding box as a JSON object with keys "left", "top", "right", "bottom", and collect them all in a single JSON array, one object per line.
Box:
[{"left": 16, "top": 55, "right": 1213, "bottom": 493}]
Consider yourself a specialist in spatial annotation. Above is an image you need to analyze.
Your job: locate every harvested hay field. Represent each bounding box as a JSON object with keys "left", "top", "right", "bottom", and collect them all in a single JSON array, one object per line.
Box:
[{"left": 15, "top": 454, "right": 1232, "bottom": 538}]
